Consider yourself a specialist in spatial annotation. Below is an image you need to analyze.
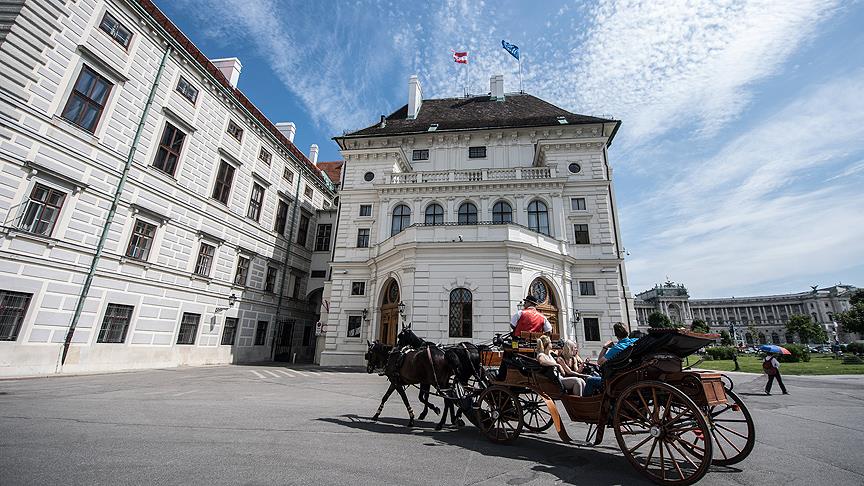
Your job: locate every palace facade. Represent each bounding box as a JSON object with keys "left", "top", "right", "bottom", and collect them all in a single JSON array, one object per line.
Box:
[
  {"left": 634, "top": 282, "right": 859, "bottom": 344},
  {"left": 319, "top": 75, "right": 637, "bottom": 366},
  {"left": 0, "top": 0, "right": 336, "bottom": 376}
]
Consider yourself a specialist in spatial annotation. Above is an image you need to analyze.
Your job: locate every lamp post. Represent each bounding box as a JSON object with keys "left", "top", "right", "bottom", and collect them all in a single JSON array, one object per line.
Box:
[
  {"left": 398, "top": 301, "right": 406, "bottom": 322},
  {"left": 215, "top": 293, "right": 237, "bottom": 313},
  {"left": 362, "top": 308, "right": 368, "bottom": 321}
]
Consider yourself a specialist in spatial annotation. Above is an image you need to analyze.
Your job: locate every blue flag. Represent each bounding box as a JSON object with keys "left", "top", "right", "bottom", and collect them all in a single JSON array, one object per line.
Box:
[{"left": 502, "top": 40, "right": 519, "bottom": 60}]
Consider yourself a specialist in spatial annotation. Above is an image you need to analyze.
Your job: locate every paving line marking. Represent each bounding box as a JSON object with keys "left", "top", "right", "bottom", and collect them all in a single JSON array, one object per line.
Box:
[
  {"left": 275, "top": 369, "right": 295, "bottom": 377},
  {"left": 263, "top": 370, "right": 281, "bottom": 378},
  {"left": 172, "top": 390, "right": 197, "bottom": 397},
  {"left": 291, "top": 370, "right": 311, "bottom": 377},
  {"left": 249, "top": 370, "right": 266, "bottom": 379}
]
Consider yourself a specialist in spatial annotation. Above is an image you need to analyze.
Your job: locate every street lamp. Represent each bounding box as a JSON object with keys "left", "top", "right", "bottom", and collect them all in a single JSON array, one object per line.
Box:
[
  {"left": 362, "top": 308, "right": 368, "bottom": 321},
  {"left": 215, "top": 293, "right": 237, "bottom": 313},
  {"left": 398, "top": 301, "right": 406, "bottom": 318}
]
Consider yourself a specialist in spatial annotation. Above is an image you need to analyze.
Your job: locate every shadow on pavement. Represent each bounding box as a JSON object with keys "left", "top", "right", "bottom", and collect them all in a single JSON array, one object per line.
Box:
[{"left": 319, "top": 414, "right": 661, "bottom": 485}]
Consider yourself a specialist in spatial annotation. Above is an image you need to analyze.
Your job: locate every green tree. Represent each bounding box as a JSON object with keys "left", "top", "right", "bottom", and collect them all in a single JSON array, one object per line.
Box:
[
  {"left": 836, "top": 289, "right": 864, "bottom": 335},
  {"left": 648, "top": 311, "right": 676, "bottom": 329},
  {"left": 786, "top": 314, "right": 827, "bottom": 344},
  {"left": 720, "top": 330, "right": 733, "bottom": 346},
  {"left": 690, "top": 319, "right": 709, "bottom": 333}
]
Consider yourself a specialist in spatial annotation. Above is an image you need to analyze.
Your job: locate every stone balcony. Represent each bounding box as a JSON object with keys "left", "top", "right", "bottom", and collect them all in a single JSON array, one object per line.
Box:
[
  {"left": 387, "top": 166, "right": 557, "bottom": 185},
  {"left": 376, "top": 221, "right": 563, "bottom": 255}
]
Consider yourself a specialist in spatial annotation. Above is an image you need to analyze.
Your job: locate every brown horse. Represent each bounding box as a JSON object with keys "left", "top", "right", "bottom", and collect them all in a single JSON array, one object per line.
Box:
[{"left": 365, "top": 340, "right": 459, "bottom": 430}]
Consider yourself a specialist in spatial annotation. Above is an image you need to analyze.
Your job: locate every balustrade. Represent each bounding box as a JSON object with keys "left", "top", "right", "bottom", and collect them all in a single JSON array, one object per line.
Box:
[{"left": 388, "top": 166, "right": 555, "bottom": 184}]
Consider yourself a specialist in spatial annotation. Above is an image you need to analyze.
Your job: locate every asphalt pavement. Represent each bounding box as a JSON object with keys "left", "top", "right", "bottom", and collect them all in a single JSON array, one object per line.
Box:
[{"left": 1, "top": 364, "right": 862, "bottom": 485}]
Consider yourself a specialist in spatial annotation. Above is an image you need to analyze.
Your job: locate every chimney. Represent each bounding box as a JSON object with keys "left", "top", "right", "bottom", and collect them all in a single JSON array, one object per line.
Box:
[
  {"left": 275, "top": 122, "right": 296, "bottom": 142},
  {"left": 309, "top": 144, "right": 319, "bottom": 164},
  {"left": 211, "top": 57, "right": 243, "bottom": 88},
  {"left": 491, "top": 74, "right": 504, "bottom": 101},
  {"left": 407, "top": 75, "right": 423, "bottom": 119},
  {"left": 379, "top": 115, "right": 387, "bottom": 128}
]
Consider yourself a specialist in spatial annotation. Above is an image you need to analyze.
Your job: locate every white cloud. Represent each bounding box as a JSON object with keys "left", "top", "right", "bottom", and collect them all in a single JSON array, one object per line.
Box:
[{"left": 624, "top": 71, "right": 864, "bottom": 296}]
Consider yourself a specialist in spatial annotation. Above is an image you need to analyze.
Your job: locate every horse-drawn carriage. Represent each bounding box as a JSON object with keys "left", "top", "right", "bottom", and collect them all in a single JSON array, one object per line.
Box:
[{"left": 366, "top": 327, "right": 755, "bottom": 486}]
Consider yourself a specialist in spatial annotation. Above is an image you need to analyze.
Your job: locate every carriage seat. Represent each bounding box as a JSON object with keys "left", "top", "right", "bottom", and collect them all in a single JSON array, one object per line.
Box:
[{"left": 500, "top": 353, "right": 567, "bottom": 396}]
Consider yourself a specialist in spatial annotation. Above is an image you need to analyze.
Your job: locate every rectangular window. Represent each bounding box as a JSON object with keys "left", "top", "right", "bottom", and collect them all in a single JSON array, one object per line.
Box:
[
  {"left": 98, "top": 11, "right": 132, "bottom": 48},
  {"left": 226, "top": 120, "right": 243, "bottom": 142},
  {"left": 176, "top": 313, "right": 200, "bottom": 345},
  {"left": 282, "top": 168, "right": 294, "bottom": 183},
  {"left": 18, "top": 183, "right": 66, "bottom": 237},
  {"left": 296, "top": 213, "right": 310, "bottom": 246},
  {"left": 468, "top": 146, "right": 486, "bottom": 158},
  {"left": 0, "top": 291, "right": 33, "bottom": 341},
  {"left": 265, "top": 266, "right": 277, "bottom": 293},
  {"left": 274, "top": 199, "right": 289, "bottom": 235},
  {"left": 292, "top": 273, "right": 303, "bottom": 299},
  {"left": 359, "top": 204, "right": 372, "bottom": 217},
  {"left": 412, "top": 149, "right": 429, "bottom": 161},
  {"left": 314, "top": 224, "right": 332, "bottom": 252},
  {"left": 125, "top": 219, "right": 157, "bottom": 261},
  {"left": 574, "top": 224, "right": 590, "bottom": 244},
  {"left": 97, "top": 303, "right": 133, "bottom": 343},
  {"left": 258, "top": 147, "right": 272, "bottom": 165},
  {"left": 194, "top": 242, "right": 215, "bottom": 277},
  {"left": 152, "top": 122, "right": 186, "bottom": 176},
  {"left": 234, "top": 255, "right": 250, "bottom": 286},
  {"left": 347, "top": 315, "right": 362, "bottom": 338},
  {"left": 304, "top": 185, "right": 314, "bottom": 200},
  {"left": 62, "top": 65, "right": 113, "bottom": 133},
  {"left": 247, "top": 182, "right": 264, "bottom": 222},
  {"left": 254, "top": 320, "right": 268, "bottom": 345},
  {"left": 211, "top": 160, "right": 236, "bottom": 204},
  {"left": 351, "top": 282, "right": 365, "bottom": 296},
  {"left": 302, "top": 325, "right": 313, "bottom": 346},
  {"left": 310, "top": 270, "right": 326, "bottom": 278},
  {"left": 221, "top": 317, "right": 238, "bottom": 345},
  {"left": 356, "top": 228, "right": 370, "bottom": 248},
  {"left": 579, "top": 281, "right": 596, "bottom": 296},
  {"left": 570, "top": 197, "right": 586, "bottom": 211},
  {"left": 583, "top": 317, "right": 600, "bottom": 342},
  {"left": 175, "top": 76, "right": 198, "bottom": 104}
]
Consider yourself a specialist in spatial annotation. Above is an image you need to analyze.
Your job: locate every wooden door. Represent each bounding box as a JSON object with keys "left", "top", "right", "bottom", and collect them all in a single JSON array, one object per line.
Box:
[
  {"left": 380, "top": 280, "right": 400, "bottom": 345},
  {"left": 529, "top": 278, "right": 560, "bottom": 335}
]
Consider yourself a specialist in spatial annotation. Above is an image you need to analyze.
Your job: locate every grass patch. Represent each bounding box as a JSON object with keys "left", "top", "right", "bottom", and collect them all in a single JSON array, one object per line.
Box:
[{"left": 686, "top": 355, "right": 864, "bottom": 375}]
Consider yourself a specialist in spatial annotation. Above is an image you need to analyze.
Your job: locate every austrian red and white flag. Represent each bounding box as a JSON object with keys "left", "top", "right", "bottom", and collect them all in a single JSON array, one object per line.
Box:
[{"left": 452, "top": 50, "right": 468, "bottom": 64}]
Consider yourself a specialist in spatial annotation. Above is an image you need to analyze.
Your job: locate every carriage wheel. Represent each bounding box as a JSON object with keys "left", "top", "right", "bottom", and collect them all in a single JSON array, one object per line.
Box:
[
  {"left": 705, "top": 388, "right": 755, "bottom": 466},
  {"left": 519, "top": 390, "right": 554, "bottom": 432},
  {"left": 613, "top": 381, "right": 713, "bottom": 486},
  {"left": 452, "top": 380, "right": 479, "bottom": 427},
  {"left": 476, "top": 386, "right": 523, "bottom": 443}
]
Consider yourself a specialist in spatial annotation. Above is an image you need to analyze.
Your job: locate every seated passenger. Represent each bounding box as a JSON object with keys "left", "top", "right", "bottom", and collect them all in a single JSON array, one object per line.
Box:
[
  {"left": 583, "top": 322, "right": 638, "bottom": 396},
  {"left": 537, "top": 336, "right": 584, "bottom": 395}
]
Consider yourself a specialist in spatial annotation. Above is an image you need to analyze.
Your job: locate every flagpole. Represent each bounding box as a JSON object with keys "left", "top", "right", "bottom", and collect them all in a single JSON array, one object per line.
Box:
[{"left": 518, "top": 57, "right": 523, "bottom": 93}]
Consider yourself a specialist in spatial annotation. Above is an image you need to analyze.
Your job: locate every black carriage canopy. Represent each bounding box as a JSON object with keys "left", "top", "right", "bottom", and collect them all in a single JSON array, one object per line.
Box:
[{"left": 607, "top": 328, "right": 717, "bottom": 367}]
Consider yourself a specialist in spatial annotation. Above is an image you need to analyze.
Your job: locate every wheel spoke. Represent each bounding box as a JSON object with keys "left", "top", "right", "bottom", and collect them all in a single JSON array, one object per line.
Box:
[
  {"left": 651, "top": 388, "right": 659, "bottom": 422},
  {"left": 710, "top": 428, "right": 730, "bottom": 460},
  {"left": 643, "top": 437, "right": 659, "bottom": 471},
  {"left": 659, "top": 436, "right": 666, "bottom": 480},
  {"left": 664, "top": 441, "right": 685, "bottom": 480},
  {"left": 715, "top": 422, "right": 749, "bottom": 441},
  {"left": 669, "top": 436, "right": 700, "bottom": 469},
  {"left": 709, "top": 404, "right": 733, "bottom": 418},
  {"left": 637, "top": 389, "right": 651, "bottom": 417},
  {"left": 713, "top": 418, "right": 749, "bottom": 423},
  {"left": 627, "top": 434, "right": 654, "bottom": 455},
  {"left": 619, "top": 429, "right": 651, "bottom": 435},
  {"left": 713, "top": 425, "right": 743, "bottom": 453},
  {"left": 661, "top": 392, "right": 674, "bottom": 421}
]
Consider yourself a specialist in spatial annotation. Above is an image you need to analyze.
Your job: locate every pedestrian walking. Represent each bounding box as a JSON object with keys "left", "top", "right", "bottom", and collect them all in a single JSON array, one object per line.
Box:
[{"left": 762, "top": 353, "right": 788, "bottom": 395}]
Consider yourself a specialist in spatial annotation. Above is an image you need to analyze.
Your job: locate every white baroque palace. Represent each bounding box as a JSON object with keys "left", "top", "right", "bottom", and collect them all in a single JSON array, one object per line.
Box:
[
  {"left": 319, "top": 75, "right": 637, "bottom": 366},
  {"left": 635, "top": 282, "right": 859, "bottom": 344},
  {"left": 0, "top": 0, "right": 336, "bottom": 376}
]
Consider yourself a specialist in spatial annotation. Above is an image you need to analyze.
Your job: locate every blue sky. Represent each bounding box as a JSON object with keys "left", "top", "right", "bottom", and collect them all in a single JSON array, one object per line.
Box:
[{"left": 157, "top": 0, "right": 864, "bottom": 298}]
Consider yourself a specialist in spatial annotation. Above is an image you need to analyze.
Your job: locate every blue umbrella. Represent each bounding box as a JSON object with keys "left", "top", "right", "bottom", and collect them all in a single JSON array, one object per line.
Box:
[{"left": 759, "top": 344, "right": 791, "bottom": 355}]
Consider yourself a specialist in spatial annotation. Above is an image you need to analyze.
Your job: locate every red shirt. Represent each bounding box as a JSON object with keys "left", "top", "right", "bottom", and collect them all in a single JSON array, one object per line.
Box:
[{"left": 513, "top": 307, "right": 549, "bottom": 337}]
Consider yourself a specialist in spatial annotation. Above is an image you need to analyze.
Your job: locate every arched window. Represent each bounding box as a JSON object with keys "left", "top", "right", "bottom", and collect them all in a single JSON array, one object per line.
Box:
[
  {"left": 758, "top": 332, "right": 767, "bottom": 345},
  {"left": 458, "top": 202, "right": 478, "bottom": 224},
  {"left": 745, "top": 332, "right": 753, "bottom": 345},
  {"left": 425, "top": 203, "right": 444, "bottom": 225},
  {"left": 785, "top": 332, "right": 794, "bottom": 344},
  {"left": 527, "top": 200, "right": 550, "bottom": 235},
  {"left": 449, "top": 288, "right": 472, "bottom": 337},
  {"left": 391, "top": 204, "right": 411, "bottom": 236},
  {"left": 771, "top": 332, "right": 780, "bottom": 344},
  {"left": 492, "top": 201, "right": 512, "bottom": 224}
]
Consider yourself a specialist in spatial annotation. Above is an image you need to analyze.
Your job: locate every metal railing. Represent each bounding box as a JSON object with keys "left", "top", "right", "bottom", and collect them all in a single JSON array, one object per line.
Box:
[{"left": 388, "top": 166, "right": 555, "bottom": 184}]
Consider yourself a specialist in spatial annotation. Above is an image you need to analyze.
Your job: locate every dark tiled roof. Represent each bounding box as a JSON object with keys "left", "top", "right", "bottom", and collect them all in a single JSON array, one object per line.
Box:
[
  {"left": 135, "top": 0, "right": 330, "bottom": 191},
  {"left": 340, "top": 93, "right": 618, "bottom": 138},
  {"left": 316, "top": 161, "right": 344, "bottom": 185}
]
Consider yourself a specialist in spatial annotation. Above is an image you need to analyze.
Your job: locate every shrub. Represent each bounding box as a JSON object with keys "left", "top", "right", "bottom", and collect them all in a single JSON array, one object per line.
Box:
[
  {"left": 648, "top": 312, "right": 677, "bottom": 329},
  {"left": 842, "top": 355, "right": 863, "bottom": 365},
  {"left": 778, "top": 343, "right": 810, "bottom": 363},
  {"left": 846, "top": 342, "right": 864, "bottom": 355},
  {"left": 705, "top": 346, "right": 737, "bottom": 361}
]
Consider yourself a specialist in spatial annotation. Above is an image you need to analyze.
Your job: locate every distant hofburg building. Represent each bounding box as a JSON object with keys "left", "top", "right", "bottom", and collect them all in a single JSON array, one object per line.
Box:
[{"left": 635, "top": 282, "right": 860, "bottom": 344}]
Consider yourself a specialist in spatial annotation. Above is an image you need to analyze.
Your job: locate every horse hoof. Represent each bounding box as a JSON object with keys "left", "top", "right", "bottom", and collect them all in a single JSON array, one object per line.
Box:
[
  {"left": 435, "top": 424, "right": 443, "bottom": 431},
  {"left": 418, "top": 412, "right": 428, "bottom": 420},
  {"left": 371, "top": 415, "right": 379, "bottom": 421},
  {"left": 408, "top": 420, "right": 414, "bottom": 427}
]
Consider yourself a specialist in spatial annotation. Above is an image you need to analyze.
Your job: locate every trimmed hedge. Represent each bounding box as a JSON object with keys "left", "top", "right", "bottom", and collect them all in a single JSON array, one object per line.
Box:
[
  {"left": 705, "top": 346, "right": 737, "bottom": 361},
  {"left": 846, "top": 342, "right": 864, "bottom": 355},
  {"left": 843, "top": 355, "right": 863, "bottom": 364},
  {"left": 777, "top": 343, "right": 810, "bottom": 363}
]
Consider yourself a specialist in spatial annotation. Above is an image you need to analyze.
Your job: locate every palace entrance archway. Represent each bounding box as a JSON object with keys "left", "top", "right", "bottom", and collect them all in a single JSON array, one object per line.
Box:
[
  {"left": 529, "top": 278, "right": 560, "bottom": 335},
  {"left": 379, "top": 279, "right": 400, "bottom": 345}
]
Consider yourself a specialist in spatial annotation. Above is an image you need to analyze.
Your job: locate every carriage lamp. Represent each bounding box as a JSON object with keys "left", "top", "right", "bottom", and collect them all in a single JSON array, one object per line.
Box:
[
  {"left": 362, "top": 308, "right": 369, "bottom": 321},
  {"left": 571, "top": 309, "right": 581, "bottom": 324},
  {"left": 215, "top": 293, "right": 237, "bottom": 313},
  {"left": 398, "top": 301, "right": 406, "bottom": 317}
]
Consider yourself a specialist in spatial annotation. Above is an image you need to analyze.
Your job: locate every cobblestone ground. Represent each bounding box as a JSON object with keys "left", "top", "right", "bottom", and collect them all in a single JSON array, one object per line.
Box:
[{"left": 1, "top": 365, "right": 862, "bottom": 485}]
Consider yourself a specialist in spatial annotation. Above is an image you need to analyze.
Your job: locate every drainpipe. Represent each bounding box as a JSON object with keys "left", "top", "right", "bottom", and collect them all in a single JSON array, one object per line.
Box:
[
  {"left": 60, "top": 46, "right": 172, "bottom": 367},
  {"left": 604, "top": 143, "right": 632, "bottom": 332},
  {"left": 271, "top": 176, "right": 303, "bottom": 359}
]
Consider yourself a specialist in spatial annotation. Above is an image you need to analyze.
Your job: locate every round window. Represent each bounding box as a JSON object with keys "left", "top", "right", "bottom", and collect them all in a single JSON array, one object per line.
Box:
[
  {"left": 568, "top": 163, "right": 582, "bottom": 174},
  {"left": 363, "top": 171, "right": 375, "bottom": 182}
]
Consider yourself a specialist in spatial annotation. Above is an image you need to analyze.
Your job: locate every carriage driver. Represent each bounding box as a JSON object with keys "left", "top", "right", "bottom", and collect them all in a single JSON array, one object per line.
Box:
[{"left": 510, "top": 294, "right": 552, "bottom": 337}]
